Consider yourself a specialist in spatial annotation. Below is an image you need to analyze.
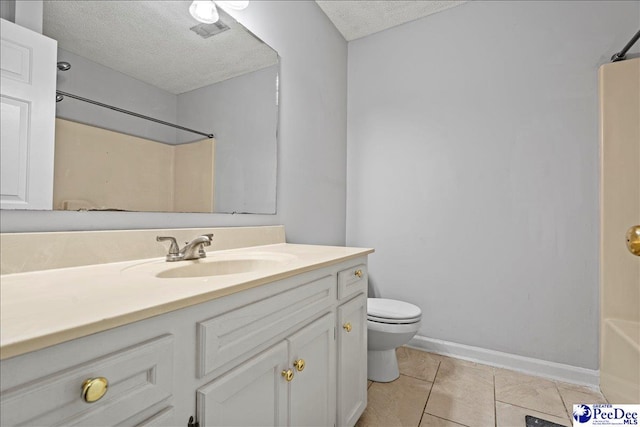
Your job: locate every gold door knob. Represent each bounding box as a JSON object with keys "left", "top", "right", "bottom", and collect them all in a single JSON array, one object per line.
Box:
[
  {"left": 343, "top": 322, "right": 352, "bottom": 333},
  {"left": 81, "top": 377, "right": 108, "bottom": 403},
  {"left": 282, "top": 369, "right": 294, "bottom": 382},
  {"left": 354, "top": 269, "right": 363, "bottom": 278},
  {"left": 293, "top": 359, "right": 305, "bottom": 372},
  {"left": 626, "top": 225, "right": 640, "bottom": 256}
]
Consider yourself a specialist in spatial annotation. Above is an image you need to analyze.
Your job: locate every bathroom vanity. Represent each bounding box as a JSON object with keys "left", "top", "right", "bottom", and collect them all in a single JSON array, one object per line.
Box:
[{"left": 0, "top": 228, "right": 372, "bottom": 427}]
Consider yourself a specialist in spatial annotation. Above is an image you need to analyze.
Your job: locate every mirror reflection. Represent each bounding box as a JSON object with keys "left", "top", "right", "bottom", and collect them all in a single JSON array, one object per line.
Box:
[{"left": 44, "top": 0, "right": 279, "bottom": 214}]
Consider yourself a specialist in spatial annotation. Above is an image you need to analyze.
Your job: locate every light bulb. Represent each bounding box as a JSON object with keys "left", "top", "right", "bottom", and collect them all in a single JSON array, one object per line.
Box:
[
  {"left": 215, "top": 1, "right": 249, "bottom": 11},
  {"left": 189, "top": 1, "right": 219, "bottom": 24}
]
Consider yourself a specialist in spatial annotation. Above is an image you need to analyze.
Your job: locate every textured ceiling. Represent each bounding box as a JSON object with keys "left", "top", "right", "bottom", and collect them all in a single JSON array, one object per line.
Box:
[
  {"left": 43, "top": 1, "right": 278, "bottom": 94},
  {"left": 316, "top": 0, "right": 467, "bottom": 41}
]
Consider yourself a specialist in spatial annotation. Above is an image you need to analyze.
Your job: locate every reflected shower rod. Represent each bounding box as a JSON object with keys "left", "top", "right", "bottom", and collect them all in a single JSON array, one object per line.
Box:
[
  {"left": 611, "top": 29, "right": 640, "bottom": 62},
  {"left": 55, "top": 90, "right": 215, "bottom": 139}
]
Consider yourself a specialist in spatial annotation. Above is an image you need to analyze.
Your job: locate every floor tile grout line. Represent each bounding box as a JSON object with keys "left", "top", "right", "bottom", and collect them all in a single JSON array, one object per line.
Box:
[
  {"left": 418, "top": 358, "right": 478, "bottom": 427},
  {"left": 417, "top": 376, "right": 436, "bottom": 426},
  {"left": 417, "top": 360, "right": 440, "bottom": 427},
  {"left": 425, "top": 357, "right": 496, "bottom": 427},
  {"left": 495, "top": 399, "right": 571, "bottom": 422},
  {"left": 555, "top": 381, "right": 573, "bottom": 422},
  {"left": 422, "top": 411, "right": 471, "bottom": 427},
  {"left": 398, "top": 373, "right": 432, "bottom": 382},
  {"left": 555, "top": 380, "right": 609, "bottom": 403},
  {"left": 399, "top": 372, "right": 438, "bottom": 383}
]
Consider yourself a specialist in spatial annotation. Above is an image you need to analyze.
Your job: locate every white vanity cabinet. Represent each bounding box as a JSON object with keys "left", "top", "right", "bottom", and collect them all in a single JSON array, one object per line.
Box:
[
  {"left": 197, "top": 313, "right": 336, "bottom": 426},
  {"left": 0, "top": 255, "right": 369, "bottom": 427}
]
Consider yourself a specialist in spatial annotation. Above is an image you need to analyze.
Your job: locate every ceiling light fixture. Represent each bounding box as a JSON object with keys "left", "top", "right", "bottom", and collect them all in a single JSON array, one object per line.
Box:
[
  {"left": 189, "top": 1, "right": 248, "bottom": 24},
  {"left": 189, "top": 1, "right": 220, "bottom": 24},
  {"left": 216, "top": 1, "right": 249, "bottom": 10}
]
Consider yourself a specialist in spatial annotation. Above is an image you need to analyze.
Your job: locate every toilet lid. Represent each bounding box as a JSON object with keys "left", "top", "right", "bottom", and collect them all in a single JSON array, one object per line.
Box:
[
  {"left": 367, "top": 298, "right": 422, "bottom": 321},
  {"left": 367, "top": 314, "right": 422, "bottom": 324}
]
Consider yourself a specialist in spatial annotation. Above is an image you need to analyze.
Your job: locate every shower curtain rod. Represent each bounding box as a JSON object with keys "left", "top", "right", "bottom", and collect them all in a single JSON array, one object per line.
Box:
[
  {"left": 611, "top": 29, "right": 640, "bottom": 62},
  {"left": 56, "top": 90, "right": 215, "bottom": 139}
]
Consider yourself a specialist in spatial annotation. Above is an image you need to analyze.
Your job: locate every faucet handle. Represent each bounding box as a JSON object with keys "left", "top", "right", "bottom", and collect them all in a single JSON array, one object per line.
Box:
[
  {"left": 184, "top": 234, "right": 213, "bottom": 246},
  {"left": 198, "top": 234, "right": 214, "bottom": 257},
  {"left": 156, "top": 236, "right": 179, "bottom": 255}
]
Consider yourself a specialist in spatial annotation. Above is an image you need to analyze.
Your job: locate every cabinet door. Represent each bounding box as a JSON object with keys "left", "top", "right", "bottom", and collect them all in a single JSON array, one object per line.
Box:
[
  {"left": 287, "top": 313, "right": 336, "bottom": 427},
  {"left": 337, "top": 294, "right": 367, "bottom": 427},
  {"left": 196, "top": 342, "right": 288, "bottom": 427},
  {"left": 0, "top": 18, "right": 56, "bottom": 209}
]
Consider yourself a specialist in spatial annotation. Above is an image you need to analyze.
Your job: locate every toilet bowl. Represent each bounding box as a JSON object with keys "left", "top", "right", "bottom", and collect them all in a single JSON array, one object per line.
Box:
[{"left": 367, "top": 298, "right": 421, "bottom": 383}]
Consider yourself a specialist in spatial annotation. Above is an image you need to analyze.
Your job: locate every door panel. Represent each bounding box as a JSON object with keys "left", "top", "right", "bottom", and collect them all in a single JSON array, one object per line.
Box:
[
  {"left": 196, "top": 342, "right": 288, "bottom": 426},
  {"left": 0, "top": 18, "right": 56, "bottom": 209},
  {"left": 337, "top": 294, "right": 367, "bottom": 427},
  {"left": 287, "top": 313, "right": 336, "bottom": 427}
]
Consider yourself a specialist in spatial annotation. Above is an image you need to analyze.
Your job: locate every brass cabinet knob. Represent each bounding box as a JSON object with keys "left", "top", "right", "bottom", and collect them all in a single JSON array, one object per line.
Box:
[
  {"left": 293, "top": 359, "right": 305, "bottom": 372},
  {"left": 281, "top": 369, "right": 294, "bottom": 382},
  {"left": 354, "top": 269, "right": 363, "bottom": 278},
  {"left": 343, "top": 322, "right": 352, "bottom": 333},
  {"left": 626, "top": 225, "right": 640, "bottom": 256},
  {"left": 81, "top": 377, "right": 108, "bottom": 403}
]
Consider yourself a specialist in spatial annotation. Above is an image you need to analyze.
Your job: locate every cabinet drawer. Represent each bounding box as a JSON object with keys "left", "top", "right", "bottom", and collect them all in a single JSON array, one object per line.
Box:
[
  {"left": 197, "top": 275, "right": 335, "bottom": 378},
  {"left": 0, "top": 335, "right": 173, "bottom": 427},
  {"left": 337, "top": 264, "right": 367, "bottom": 300}
]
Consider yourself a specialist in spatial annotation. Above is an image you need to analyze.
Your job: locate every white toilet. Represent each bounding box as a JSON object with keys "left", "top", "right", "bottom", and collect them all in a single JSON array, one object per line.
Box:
[{"left": 367, "top": 298, "right": 422, "bottom": 382}]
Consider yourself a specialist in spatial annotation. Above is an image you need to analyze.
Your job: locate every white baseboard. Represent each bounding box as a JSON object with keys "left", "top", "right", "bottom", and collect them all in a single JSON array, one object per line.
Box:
[{"left": 408, "top": 335, "right": 600, "bottom": 388}]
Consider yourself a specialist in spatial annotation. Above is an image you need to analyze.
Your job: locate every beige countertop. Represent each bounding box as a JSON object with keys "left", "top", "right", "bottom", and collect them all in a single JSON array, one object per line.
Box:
[{"left": 0, "top": 243, "right": 373, "bottom": 360}]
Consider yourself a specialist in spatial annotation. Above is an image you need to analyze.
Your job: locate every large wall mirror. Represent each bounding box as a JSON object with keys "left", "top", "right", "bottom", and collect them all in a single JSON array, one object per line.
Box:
[{"left": 44, "top": 0, "right": 278, "bottom": 214}]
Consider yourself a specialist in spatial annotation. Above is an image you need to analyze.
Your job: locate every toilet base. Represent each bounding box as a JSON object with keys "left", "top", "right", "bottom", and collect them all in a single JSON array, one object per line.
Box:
[{"left": 367, "top": 349, "right": 400, "bottom": 383}]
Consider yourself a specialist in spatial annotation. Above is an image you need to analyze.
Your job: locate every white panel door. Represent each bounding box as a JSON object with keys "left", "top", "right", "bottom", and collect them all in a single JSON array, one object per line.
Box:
[
  {"left": 196, "top": 342, "right": 288, "bottom": 427},
  {"left": 1, "top": 18, "right": 56, "bottom": 210},
  {"left": 288, "top": 313, "right": 336, "bottom": 427},
  {"left": 337, "top": 294, "right": 367, "bottom": 427}
]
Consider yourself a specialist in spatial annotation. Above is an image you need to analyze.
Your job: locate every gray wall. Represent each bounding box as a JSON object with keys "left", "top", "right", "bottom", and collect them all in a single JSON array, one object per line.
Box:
[
  {"left": 1, "top": 1, "right": 348, "bottom": 246},
  {"left": 346, "top": 0, "right": 639, "bottom": 369},
  {"left": 177, "top": 65, "right": 278, "bottom": 214}
]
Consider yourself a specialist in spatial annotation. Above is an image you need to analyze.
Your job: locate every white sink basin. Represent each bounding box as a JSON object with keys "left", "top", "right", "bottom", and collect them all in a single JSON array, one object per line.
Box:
[
  {"left": 157, "top": 258, "right": 286, "bottom": 278},
  {"left": 126, "top": 252, "right": 297, "bottom": 279}
]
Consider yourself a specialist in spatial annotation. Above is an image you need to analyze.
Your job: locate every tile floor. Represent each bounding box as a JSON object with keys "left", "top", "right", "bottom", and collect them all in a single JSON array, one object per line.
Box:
[{"left": 356, "top": 347, "right": 608, "bottom": 427}]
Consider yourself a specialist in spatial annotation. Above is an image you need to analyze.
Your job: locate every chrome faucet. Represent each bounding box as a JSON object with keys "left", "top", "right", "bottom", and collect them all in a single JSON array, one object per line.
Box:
[{"left": 156, "top": 234, "right": 214, "bottom": 262}]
